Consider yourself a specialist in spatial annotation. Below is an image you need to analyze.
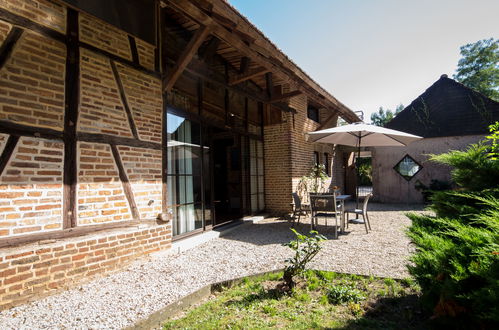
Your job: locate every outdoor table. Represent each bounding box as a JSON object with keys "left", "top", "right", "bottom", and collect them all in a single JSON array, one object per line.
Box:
[{"left": 314, "top": 194, "right": 351, "bottom": 233}]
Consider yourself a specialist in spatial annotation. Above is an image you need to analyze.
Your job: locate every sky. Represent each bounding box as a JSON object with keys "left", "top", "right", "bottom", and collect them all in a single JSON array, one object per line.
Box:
[{"left": 229, "top": 0, "right": 499, "bottom": 122}]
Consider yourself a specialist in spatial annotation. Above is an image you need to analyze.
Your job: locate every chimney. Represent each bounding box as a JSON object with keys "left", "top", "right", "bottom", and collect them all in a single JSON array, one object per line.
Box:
[{"left": 440, "top": 74, "right": 448, "bottom": 79}]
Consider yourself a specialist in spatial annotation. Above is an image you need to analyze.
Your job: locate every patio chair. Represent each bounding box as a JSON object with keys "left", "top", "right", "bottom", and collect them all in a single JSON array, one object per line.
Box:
[
  {"left": 291, "top": 192, "right": 309, "bottom": 226},
  {"left": 309, "top": 193, "right": 341, "bottom": 238},
  {"left": 345, "top": 193, "right": 373, "bottom": 234}
]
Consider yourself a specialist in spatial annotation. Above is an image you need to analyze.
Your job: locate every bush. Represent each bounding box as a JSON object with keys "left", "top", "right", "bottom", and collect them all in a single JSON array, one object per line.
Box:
[
  {"left": 327, "top": 285, "right": 365, "bottom": 305},
  {"left": 406, "top": 123, "right": 499, "bottom": 327},
  {"left": 283, "top": 229, "right": 326, "bottom": 289}
]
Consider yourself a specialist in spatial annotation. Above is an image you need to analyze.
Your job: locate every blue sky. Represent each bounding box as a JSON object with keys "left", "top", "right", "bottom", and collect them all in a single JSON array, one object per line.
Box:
[{"left": 229, "top": 0, "right": 499, "bottom": 122}]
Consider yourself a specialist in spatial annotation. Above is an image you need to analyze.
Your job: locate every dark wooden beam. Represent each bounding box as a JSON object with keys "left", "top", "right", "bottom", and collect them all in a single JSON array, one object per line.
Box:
[
  {"left": 318, "top": 111, "right": 339, "bottom": 130},
  {"left": 228, "top": 68, "right": 269, "bottom": 86},
  {"left": 163, "top": 25, "right": 211, "bottom": 92},
  {"left": 0, "top": 7, "right": 160, "bottom": 77},
  {"left": 167, "top": 0, "right": 360, "bottom": 123},
  {"left": 80, "top": 40, "right": 160, "bottom": 78},
  {"left": 0, "top": 135, "right": 19, "bottom": 177},
  {"left": 265, "top": 72, "right": 273, "bottom": 99},
  {"left": 0, "top": 7, "right": 65, "bottom": 43},
  {"left": 270, "top": 90, "right": 302, "bottom": 103},
  {"left": 110, "top": 144, "right": 140, "bottom": 220},
  {"left": 0, "top": 120, "right": 63, "bottom": 140},
  {"left": 0, "top": 220, "right": 146, "bottom": 249},
  {"left": 63, "top": 8, "right": 80, "bottom": 229},
  {"left": 110, "top": 60, "right": 139, "bottom": 139},
  {"left": 128, "top": 35, "right": 140, "bottom": 65},
  {"left": 239, "top": 56, "right": 249, "bottom": 74},
  {"left": 0, "top": 26, "right": 23, "bottom": 69},
  {"left": 198, "top": 36, "right": 220, "bottom": 62},
  {"left": 77, "top": 132, "right": 161, "bottom": 150}
]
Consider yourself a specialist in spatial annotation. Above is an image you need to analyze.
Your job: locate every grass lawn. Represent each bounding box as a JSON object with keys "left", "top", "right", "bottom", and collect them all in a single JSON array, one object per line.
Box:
[{"left": 163, "top": 270, "right": 429, "bottom": 329}]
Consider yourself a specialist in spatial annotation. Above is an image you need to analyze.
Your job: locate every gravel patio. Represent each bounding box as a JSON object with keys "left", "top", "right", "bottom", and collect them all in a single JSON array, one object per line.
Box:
[{"left": 0, "top": 202, "right": 425, "bottom": 329}]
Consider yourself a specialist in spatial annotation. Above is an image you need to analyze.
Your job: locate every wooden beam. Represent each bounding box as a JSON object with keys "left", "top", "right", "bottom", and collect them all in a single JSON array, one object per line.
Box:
[
  {"left": 0, "top": 120, "right": 63, "bottom": 140},
  {"left": 318, "top": 111, "right": 339, "bottom": 130},
  {"left": 239, "top": 56, "right": 249, "bottom": 74},
  {"left": 228, "top": 68, "right": 268, "bottom": 86},
  {"left": 128, "top": 35, "right": 140, "bottom": 65},
  {"left": 110, "top": 144, "right": 140, "bottom": 220},
  {"left": 167, "top": 0, "right": 359, "bottom": 122},
  {"left": 0, "top": 220, "right": 145, "bottom": 249},
  {"left": 110, "top": 60, "right": 139, "bottom": 139},
  {"left": 0, "top": 135, "right": 19, "bottom": 177},
  {"left": 163, "top": 25, "right": 211, "bottom": 92},
  {"left": 0, "top": 26, "right": 23, "bottom": 69},
  {"left": 0, "top": 7, "right": 160, "bottom": 77},
  {"left": 265, "top": 72, "right": 273, "bottom": 99},
  {"left": 198, "top": 36, "right": 220, "bottom": 62},
  {"left": 63, "top": 8, "right": 80, "bottom": 229},
  {"left": 270, "top": 90, "right": 302, "bottom": 103},
  {"left": 76, "top": 132, "right": 161, "bottom": 150}
]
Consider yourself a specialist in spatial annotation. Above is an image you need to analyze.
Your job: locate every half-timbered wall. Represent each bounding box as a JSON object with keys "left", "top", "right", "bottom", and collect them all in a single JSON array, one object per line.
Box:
[{"left": 0, "top": 0, "right": 169, "bottom": 309}]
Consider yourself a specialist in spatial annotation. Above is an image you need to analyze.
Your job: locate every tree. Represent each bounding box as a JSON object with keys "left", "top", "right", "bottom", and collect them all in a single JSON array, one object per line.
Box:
[
  {"left": 370, "top": 104, "right": 404, "bottom": 126},
  {"left": 453, "top": 38, "right": 499, "bottom": 101}
]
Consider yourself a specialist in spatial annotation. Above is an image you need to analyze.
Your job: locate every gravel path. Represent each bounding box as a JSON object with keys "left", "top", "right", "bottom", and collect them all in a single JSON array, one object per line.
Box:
[{"left": 0, "top": 203, "right": 425, "bottom": 329}]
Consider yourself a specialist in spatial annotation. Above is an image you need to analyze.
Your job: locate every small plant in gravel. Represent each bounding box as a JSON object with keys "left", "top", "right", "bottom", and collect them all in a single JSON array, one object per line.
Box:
[
  {"left": 282, "top": 229, "right": 326, "bottom": 289},
  {"left": 327, "top": 284, "right": 365, "bottom": 305}
]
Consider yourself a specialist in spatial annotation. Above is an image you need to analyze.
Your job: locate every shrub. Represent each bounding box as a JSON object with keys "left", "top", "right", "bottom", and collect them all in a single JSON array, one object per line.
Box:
[
  {"left": 327, "top": 285, "right": 365, "bottom": 305},
  {"left": 282, "top": 229, "right": 326, "bottom": 289},
  {"left": 406, "top": 123, "right": 499, "bottom": 327}
]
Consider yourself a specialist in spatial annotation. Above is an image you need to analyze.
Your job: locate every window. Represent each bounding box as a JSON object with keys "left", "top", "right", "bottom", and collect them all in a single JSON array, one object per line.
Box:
[
  {"left": 394, "top": 155, "right": 422, "bottom": 181},
  {"left": 323, "top": 153, "right": 330, "bottom": 175},
  {"left": 250, "top": 139, "right": 265, "bottom": 213},
  {"left": 167, "top": 112, "right": 205, "bottom": 236},
  {"left": 313, "top": 151, "right": 320, "bottom": 166},
  {"left": 307, "top": 105, "right": 320, "bottom": 123}
]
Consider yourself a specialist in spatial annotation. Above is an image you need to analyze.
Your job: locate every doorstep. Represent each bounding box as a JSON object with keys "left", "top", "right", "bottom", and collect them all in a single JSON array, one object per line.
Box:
[{"left": 158, "top": 214, "right": 268, "bottom": 256}]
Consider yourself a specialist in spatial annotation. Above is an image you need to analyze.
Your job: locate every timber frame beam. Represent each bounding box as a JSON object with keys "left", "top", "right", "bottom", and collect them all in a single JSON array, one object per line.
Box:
[
  {"left": 163, "top": 24, "right": 212, "bottom": 92},
  {"left": 165, "top": 0, "right": 359, "bottom": 123},
  {"left": 228, "top": 68, "right": 269, "bottom": 86}
]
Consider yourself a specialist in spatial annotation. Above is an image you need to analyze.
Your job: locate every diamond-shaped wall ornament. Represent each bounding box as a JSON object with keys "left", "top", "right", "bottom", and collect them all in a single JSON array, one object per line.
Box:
[{"left": 394, "top": 155, "right": 422, "bottom": 181}]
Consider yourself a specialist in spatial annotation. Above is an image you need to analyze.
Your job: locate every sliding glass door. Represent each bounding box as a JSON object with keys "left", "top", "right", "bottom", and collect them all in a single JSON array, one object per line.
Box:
[{"left": 167, "top": 112, "right": 204, "bottom": 236}]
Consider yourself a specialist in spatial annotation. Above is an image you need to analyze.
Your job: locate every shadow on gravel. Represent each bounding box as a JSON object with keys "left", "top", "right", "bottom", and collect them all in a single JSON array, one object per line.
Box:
[{"left": 221, "top": 220, "right": 347, "bottom": 246}]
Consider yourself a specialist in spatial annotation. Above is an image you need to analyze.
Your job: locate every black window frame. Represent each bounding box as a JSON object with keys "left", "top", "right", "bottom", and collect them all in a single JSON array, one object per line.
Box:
[
  {"left": 393, "top": 154, "right": 422, "bottom": 181},
  {"left": 313, "top": 151, "right": 320, "bottom": 166}
]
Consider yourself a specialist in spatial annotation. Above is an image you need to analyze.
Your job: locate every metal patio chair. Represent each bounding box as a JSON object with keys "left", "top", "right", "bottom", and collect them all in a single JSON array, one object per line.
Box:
[
  {"left": 309, "top": 193, "right": 341, "bottom": 238},
  {"left": 345, "top": 193, "right": 373, "bottom": 234},
  {"left": 291, "top": 192, "right": 309, "bottom": 226}
]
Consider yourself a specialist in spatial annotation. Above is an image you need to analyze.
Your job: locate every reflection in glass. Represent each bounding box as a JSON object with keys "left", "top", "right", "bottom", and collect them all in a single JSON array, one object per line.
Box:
[
  {"left": 167, "top": 112, "right": 205, "bottom": 236},
  {"left": 394, "top": 155, "right": 422, "bottom": 180}
]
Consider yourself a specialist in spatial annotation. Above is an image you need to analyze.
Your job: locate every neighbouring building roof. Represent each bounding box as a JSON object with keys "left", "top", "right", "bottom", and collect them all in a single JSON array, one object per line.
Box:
[{"left": 385, "top": 75, "right": 499, "bottom": 138}]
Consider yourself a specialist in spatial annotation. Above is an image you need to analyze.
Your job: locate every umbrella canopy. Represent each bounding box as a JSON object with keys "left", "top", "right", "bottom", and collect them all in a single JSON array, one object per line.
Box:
[
  {"left": 307, "top": 122, "right": 422, "bottom": 147},
  {"left": 307, "top": 122, "right": 423, "bottom": 211}
]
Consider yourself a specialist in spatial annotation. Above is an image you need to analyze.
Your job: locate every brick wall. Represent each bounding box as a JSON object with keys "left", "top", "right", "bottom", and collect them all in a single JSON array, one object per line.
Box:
[
  {"left": 78, "top": 48, "right": 134, "bottom": 137},
  {"left": 263, "top": 92, "right": 344, "bottom": 214},
  {"left": 0, "top": 137, "right": 64, "bottom": 237},
  {"left": 0, "top": 224, "right": 171, "bottom": 310},
  {"left": 79, "top": 12, "right": 131, "bottom": 60},
  {"left": 0, "top": 0, "right": 169, "bottom": 309},
  {"left": 77, "top": 142, "right": 133, "bottom": 225},
  {"left": 115, "top": 63, "right": 163, "bottom": 143},
  {"left": 0, "top": 29, "right": 66, "bottom": 130},
  {"left": 117, "top": 146, "right": 162, "bottom": 219},
  {"left": 0, "top": 0, "right": 66, "bottom": 34}
]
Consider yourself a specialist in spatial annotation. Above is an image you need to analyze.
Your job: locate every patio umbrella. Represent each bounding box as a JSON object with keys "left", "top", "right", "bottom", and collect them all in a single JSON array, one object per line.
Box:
[{"left": 307, "top": 122, "right": 422, "bottom": 209}]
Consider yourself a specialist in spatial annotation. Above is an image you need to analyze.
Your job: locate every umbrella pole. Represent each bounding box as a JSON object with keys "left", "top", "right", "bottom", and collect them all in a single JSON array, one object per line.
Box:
[{"left": 356, "top": 135, "right": 361, "bottom": 215}]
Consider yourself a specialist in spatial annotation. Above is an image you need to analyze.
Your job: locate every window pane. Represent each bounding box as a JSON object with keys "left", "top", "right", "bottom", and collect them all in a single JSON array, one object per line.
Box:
[
  {"left": 258, "top": 193, "right": 265, "bottom": 211},
  {"left": 394, "top": 155, "right": 422, "bottom": 180}
]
